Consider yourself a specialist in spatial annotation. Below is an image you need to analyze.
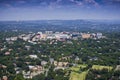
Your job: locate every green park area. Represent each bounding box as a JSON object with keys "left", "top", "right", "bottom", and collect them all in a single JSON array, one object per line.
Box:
[
  {"left": 92, "top": 65, "right": 113, "bottom": 71},
  {"left": 69, "top": 64, "right": 113, "bottom": 80},
  {"left": 69, "top": 64, "right": 88, "bottom": 80}
]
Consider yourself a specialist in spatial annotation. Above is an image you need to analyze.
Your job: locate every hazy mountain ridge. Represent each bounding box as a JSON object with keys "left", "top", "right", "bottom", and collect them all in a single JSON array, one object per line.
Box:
[{"left": 0, "top": 20, "right": 120, "bottom": 32}]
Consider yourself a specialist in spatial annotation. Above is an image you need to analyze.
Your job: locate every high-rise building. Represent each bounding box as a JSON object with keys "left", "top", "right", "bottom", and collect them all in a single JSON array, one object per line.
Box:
[
  {"left": 45, "top": 31, "right": 53, "bottom": 34},
  {"left": 96, "top": 33, "right": 102, "bottom": 39}
]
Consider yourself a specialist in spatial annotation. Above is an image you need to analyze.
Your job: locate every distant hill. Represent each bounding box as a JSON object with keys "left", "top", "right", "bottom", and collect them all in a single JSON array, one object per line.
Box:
[{"left": 0, "top": 20, "right": 120, "bottom": 32}]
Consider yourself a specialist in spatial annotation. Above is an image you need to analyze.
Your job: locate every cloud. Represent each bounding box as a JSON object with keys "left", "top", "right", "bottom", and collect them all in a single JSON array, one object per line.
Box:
[
  {"left": 69, "top": 0, "right": 75, "bottom": 2},
  {"left": 3, "top": 3, "right": 12, "bottom": 7},
  {"left": 76, "top": 1, "right": 83, "bottom": 6},
  {"left": 56, "top": 0, "right": 62, "bottom": 3},
  {"left": 84, "top": 0, "right": 100, "bottom": 7},
  {"left": 48, "top": 0, "right": 62, "bottom": 9},
  {"left": 68, "top": 0, "right": 100, "bottom": 8},
  {"left": 0, "top": 0, "right": 120, "bottom": 9},
  {"left": 111, "top": 0, "right": 120, "bottom": 2},
  {"left": 40, "top": 2, "right": 48, "bottom": 6},
  {"left": 17, "top": 0, "right": 26, "bottom": 4}
]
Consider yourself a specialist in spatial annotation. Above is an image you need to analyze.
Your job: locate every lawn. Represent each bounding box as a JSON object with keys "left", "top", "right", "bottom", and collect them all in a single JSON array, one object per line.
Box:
[
  {"left": 69, "top": 71, "right": 88, "bottom": 80},
  {"left": 92, "top": 65, "right": 113, "bottom": 71},
  {"left": 70, "top": 64, "right": 87, "bottom": 71},
  {"left": 69, "top": 64, "right": 113, "bottom": 80},
  {"left": 69, "top": 64, "right": 88, "bottom": 80}
]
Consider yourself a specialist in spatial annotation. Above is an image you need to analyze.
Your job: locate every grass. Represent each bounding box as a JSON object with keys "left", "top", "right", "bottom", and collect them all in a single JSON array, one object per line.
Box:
[
  {"left": 69, "top": 64, "right": 88, "bottom": 80},
  {"left": 69, "top": 64, "right": 113, "bottom": 80},
  {"left": 92, "top": 65, "right": 113, "bottom": 71},
  {"left": 70, "top": 64, "right": 87, "bottom": 71},
  {"left": 69, "top": 71, "right": 88, "bottom": 80}
]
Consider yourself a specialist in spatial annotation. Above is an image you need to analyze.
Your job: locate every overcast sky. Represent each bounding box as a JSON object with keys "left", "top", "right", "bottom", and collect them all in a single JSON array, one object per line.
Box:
[{"left": 0, "top": 0, "right": 120, "bottom": 21}]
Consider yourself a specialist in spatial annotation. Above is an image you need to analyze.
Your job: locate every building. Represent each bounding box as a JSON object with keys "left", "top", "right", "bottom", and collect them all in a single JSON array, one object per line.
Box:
[
  {"left": 96, "top": 33, "right": 102, "bottom": 39},
  {"left": 91, "top": 33, "right": 96, "bottom": 39},
  {"left": 11, "top": 37, "right": 18, "bottom": 41},
  {"left": 23, "top": 65, "right": 44, "bottom": 79},
  {"left": 75, "top": 56, "right": 80, "bottom": 61},
  {"left": 54, "top": 34, "right": 70, "bottom": 40},
  {"left": 46, "top": 35, "right": 55, "bottom": 39},
  {"left": 29, "top": 55, "right": 38, "bottom": 59},
  {"left": 45, "top": 31, "right": 53, "bottom": 34},
  {"left": 41, "top": 61, "right": 47, "bottom": 66},
  {"left": 41, "top": 34, "right": 47, "bottom": 40},
  {"left": 54, "top": 61, "right": 69, "bottom": 67},
  {"left": 0, "top": 64, "right": 7, "bottom": 69},
  {"left": 2, "top": 76, "right": 8, "bottom": 80},
  {"left": 36, "top": 32, "right": 43, "bottom": 39},
  {"left": 81, "top": 33, "right": 91, "bottom": 39},
  {"left": 5, "top": 52, "right": 10, "bottom": 55},
  {"left": 50, "top": 58, "right": 54, "bottom": 64}
]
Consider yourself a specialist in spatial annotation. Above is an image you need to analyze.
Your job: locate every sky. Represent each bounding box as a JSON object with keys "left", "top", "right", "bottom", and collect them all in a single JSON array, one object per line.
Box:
[{"left": 0, "top": 0, "right": 120, "bottom": 21}]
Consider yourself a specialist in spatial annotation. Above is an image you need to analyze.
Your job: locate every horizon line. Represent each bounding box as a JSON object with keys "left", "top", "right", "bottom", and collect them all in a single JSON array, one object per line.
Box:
[{"left": 0, "top": 19, "right": 120, "bottom": 22}]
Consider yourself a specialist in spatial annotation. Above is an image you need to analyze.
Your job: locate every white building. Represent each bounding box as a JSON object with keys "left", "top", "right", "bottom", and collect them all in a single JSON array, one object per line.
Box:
[
  {"left": 55, "top": 34, "right": 70, "bottom": 40},
  {"left": 46, "top": 35, "right": 55, "bottom": 39},
  {"left": 96, "top": 33, "right": 102, "bottom": 39},
  {"left": 41, "top": 61, "right": 47, "bottom": 66},
  {"left": 29, "top": 55, "right": 38, "bottom": 59},
  {"left": 45, "top": 31, "right": 53, "bottom": 34},
  {"left": 11, "top": 37, "right": 18, "bottom": 41}
]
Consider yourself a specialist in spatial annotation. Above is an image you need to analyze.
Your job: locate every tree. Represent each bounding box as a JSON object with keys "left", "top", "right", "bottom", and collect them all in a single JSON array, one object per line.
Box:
[
  {"left": 32, "top": 74, "right": 45, "bottom": 80},
  {"left": 14, "top": 74, "right": 25, "bottom": 80}
]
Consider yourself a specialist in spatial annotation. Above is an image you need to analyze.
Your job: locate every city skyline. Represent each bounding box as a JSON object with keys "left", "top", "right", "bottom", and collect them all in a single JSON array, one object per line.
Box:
[{"left": 0, "top": 0, "right": 120, "bottom": 21}]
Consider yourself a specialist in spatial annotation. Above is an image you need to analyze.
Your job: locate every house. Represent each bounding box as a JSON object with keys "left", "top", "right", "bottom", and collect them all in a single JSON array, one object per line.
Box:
[
  {"left": 59, "top": 56, "right": 72, "bottom": 60},
  {"left": 29, "top": 55, "right": 38, "bottom": 59},
  {"left": 0, "top": 64, "right": 7, "bottom": 69},
  {"left": 23, "top": 65, "right": 44, "bottom": 79},
  {"left": 5, "top": 38, "right": 11, "bottom": 41},
  {"left": 11, "top": 37, "right": 18, "bottom": 41},
  {"left": 23, "top": 71, "right": 32, "bottom": 79},
  {"left": 54, "top": 61, "right": 58, "bottom": 66},
  {"left": 89, "top": 57, "right": 98, "bottom": 61},
  {"left": 2, "top": 76, "right": 8, "bottom": 80},
  {"left": 54, "top": 61, "right": 69, "bottom": 67},
  {"left": 25, "top": 45, "right": 31, "bottom": 50},
  {"left": 8, "top": 49, "right": 13, "bottom": 51},
  {"left": 5, "top": 52, "right": 10, "bottom": 55},
  {"left": 115, "top": 65, "right": 120, "bottom": 71},
  {"left": 50, "top": 58, "right": 54, "bottom": 64},
  {"left": 75, "top": 56, "right": 80, "bottom": 61},
  {"left": 41, "top": 61, "right": 47, "bottom": 66},
  {"left": 29, "top": 65, "right": 43, "bottom": 72},
  {"left": 14, "top": 67, "right": 21, "bottom": 74}
]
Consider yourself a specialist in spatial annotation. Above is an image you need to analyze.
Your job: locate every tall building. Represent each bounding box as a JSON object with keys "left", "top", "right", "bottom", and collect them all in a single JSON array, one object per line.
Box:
[
  {"left": 45, "top": 31, "right": 53, "bottom": 34},
  {"left": 81, "top": 33, "right": 91, "bottom": 39},
  {"left": 96, "top": 33, "right": 102, "bottom": 39}
]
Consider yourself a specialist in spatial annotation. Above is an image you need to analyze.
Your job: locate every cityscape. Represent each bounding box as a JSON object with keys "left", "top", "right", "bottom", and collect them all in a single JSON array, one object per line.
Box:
[
  {"left": 0, "top": 20, "right": 120, "bottom": 80},
  {"left": 4, "top": 31, "right": 104, "bottom": 79}
]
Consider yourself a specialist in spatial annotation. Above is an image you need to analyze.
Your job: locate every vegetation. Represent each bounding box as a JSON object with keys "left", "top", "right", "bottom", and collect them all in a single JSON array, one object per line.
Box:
[
  {"left": 69, "top": 65, "right": 88, "bottom": 80},
  {"left": 0, "top": 30, "right": 120, "bottom": 80}
]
